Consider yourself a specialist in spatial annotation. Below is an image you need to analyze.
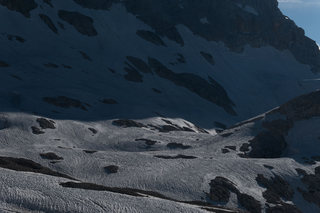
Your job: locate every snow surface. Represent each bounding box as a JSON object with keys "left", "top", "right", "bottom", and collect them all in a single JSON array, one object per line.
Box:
[
  {"left": 0, "top": 0, "right": 319, "bottom": 212},
  {"left": 0, "top": 110, "right": 318, "bottom": 212}
]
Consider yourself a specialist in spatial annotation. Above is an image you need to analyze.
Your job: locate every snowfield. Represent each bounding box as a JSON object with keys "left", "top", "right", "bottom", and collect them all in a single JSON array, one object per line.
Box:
[{"left": 0, "top": 0, "right": 320, "bottom": 212}]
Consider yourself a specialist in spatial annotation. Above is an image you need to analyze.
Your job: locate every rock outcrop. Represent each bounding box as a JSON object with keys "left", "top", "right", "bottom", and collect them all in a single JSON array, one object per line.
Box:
[{"left": 72, "top": 0, "right": 320, "bottom": 72}]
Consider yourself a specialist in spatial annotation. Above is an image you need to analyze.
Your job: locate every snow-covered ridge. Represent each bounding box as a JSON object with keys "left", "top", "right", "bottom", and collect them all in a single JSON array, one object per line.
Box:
[{"left": 0, "top": 90, "right": 319, "bottom": 212}]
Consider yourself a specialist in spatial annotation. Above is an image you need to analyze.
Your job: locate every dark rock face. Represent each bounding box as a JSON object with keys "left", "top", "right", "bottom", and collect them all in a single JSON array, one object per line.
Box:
[
  {"left": 31, "top": 126, "right": 45, "bottom": 135},
  {"left": 166, "top": 142, "right": 191, "bottom": 150},
  {"left": 246, "top": 131, "right": 287, "bottom": 158},
  {"left": 79, "top": 51, "right": 92, "bottom": 61},
  {"left": 295, "top": 168, "right": 307, "bottom": 176},
  {"left": 147, "top": 121, "right": 201, "bottom": 133},
  {"left": 44, "top": 63, "right": 59, "bottom": 68},
  {"left": 264, "top": 165, "right": 274, "bottom": 170},
  {"left": 88, "top": 127, "right": 98, "bottom": 134},
  {"left": 36, "top": 118, "right": 56, "bottom": 129},
  {"left": 40, "top": 152, "right": 63, "bottom": 160},
  {"left": 222, "top": 145, "right": 237, "bottom": 153},
  {"left": 298, "top": 166, "right": 320, "bottom": 208},
  {"left": 58, "top": 10, "right": 97, "bottom": 36},
  {"left": 43, "top": 0, "right": 53, "bottom": 8},
  {"left": 60, "top": 181, "right": 143, "bottom": 196},
  {"left": 136, "top": 30, "right": 166, "bottom": 46},
  {"left": 152, "top": 88, "right": 162, "bottom": 94},
  {"left": 10, "top": 74, "right": 22, "bottom": 81},
  {"left": 135, "top": 138, "right": 158, "bottom": 146},
  {"left": 39, "top": 14, "right": 58, "bottom": 34},
  {"left": 256, "top": 174, "right": 294, "bottom": 204},
  {"left": 60, "top": 181, "right": 173, "bottom": 200},
  {"left": 0, "top": 156, "right": 74, "bottom": 180},
  {"left": 123, "top": 57, "right": 147, "bottom": 82},
  {"left": 72, "top": 0, "right": 118, "bottom": 10},
  {"left": 312, "top": 156, "right": 320, "bottom": 162},
  {"left": 62, "top": 64, "right": 72, "bottom": 69},
  {"left": 126, "top": 56, "right": 152, "bottom": 74},
  {"left": 7, "top": 34, "right": 25, "bottom": 43},
  {"left": 225, "top": 146, "right": 236, "bottom": 151},
  {"left": 241, "top": 91, "right": 320, "bottom": 158},
  {"left": 112, "top": 119, "right": 146, "bottom": 128},
  {"left": 104, "top": 165, "right": 119, "bottom": 174},
  {"left": 220, "top": 132, "right": 233, "bottom": 138},
  {"left": 124, "top": 0, "right": 320, "bottom": 72},
  {"left": 237, "top": 193, "right": 261, "bottom": 213},
  {"left": 114, "top": 119, "right": 194, "bottom": 134},
  {"left": 0, "top": 61, "right": 9, "bottom": 67},
  {"left": 278, "top": 90, "right": 320, "bottom": 121},
  {"left": 221, "top": 148, "right": 230, "bottom": 154},
  {"left": 247, "top": 91, "right": 320, "bottom": 158},
  {"left": 154, "top": 155, "right": 197, "bottom": 159},
  {"left": 209, "top": 176, "right": 261, "bottom": 213},
  {"left": 200, "top": 51, "right": 215, "bottom": 65},
  {"left": 175, "top": 53, "right": 186, "bottom": 64},
  {"left": 262, "top": 119, "right": 292, "bottom": 136},
  {"left": 72, "top": 0, "right": 320, "bottom": 72},
  {"left": 209, "top": 177, "right": 236, "bottom": 202},
  {"left": 83, "top": 150, "right": 97, "bottom": 154},
  {"left": 193, "top": 125, "right": 209, "bottom": 134},
  {"left": 266, "top": 203, "right": 302, "bottom": 213},
  {"left": 0, "top": 0, "right": 37, "bottom": 17},
  {"left": 148, "top": 58, "right": 236, "bottom": 115},
  {"left": 124, "top": 66, "right": 143, "bottom": 82},
  {"left": 151, "top": 124, "right": 192, "bottom": 133},
  {"left": 162, "top": 119, "right": 176, "bottom": 125},
  {"left": 43, "top": 96, "right": 88, "bottom": 111},
  {"left": 100, "top": 98, "right": 118, "bottom": 104}
]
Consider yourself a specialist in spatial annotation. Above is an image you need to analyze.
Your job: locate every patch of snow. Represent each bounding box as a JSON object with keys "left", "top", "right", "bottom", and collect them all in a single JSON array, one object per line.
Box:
[
  {"left": 200, "top": 17, "right": 209, "bottom": 24},
  {"left": 236, "top": 3, "right": 259, "bottom": 16}
]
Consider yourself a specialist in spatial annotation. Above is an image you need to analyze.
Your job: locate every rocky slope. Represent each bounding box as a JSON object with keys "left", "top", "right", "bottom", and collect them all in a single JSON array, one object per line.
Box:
[
  {"left": 0, "top": 0, "right": 320, "bottom": 212},
  {"left": 0, "top": 0, "right": 320, "bottom": 129}
]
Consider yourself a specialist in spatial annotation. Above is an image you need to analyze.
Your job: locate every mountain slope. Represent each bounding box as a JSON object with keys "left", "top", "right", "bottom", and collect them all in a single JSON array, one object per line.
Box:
[
  {"left": 0, "top": 90, "right": 320, "bottom": 212},
  {"left": 0, "top": 0, "right": 319, "bottom": 129},
  {"left": 0, "top": 0, "right": 320, "bottom": 212}
]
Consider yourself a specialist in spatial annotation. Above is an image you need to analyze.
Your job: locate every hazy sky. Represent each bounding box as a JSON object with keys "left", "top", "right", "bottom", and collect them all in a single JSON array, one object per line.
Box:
[{"left": 278, "top": 0, "right": 320, "bottom": 45}]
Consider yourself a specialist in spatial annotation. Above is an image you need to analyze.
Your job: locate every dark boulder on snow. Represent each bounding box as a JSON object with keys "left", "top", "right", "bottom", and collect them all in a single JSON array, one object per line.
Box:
[
  {"left": 58, "top": 10, "right": 97, "bottom": 36},
  {"left": 0, "top": 0, "right": 37, "bottom": 17},
  {"left": 36, "top": 118, "right": 56, "bottom": 129},
  {"left": 40, "top": 152, "right": 63, "bottom": 160},
  {"left": 104, "top": 165, "right": 119, "bottom": 174}
]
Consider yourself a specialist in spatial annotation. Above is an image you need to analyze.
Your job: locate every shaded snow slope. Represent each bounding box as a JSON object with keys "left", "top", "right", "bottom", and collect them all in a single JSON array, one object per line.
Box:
[{"left": 0, "top": 0, "right": 319, "bottom": 129}]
